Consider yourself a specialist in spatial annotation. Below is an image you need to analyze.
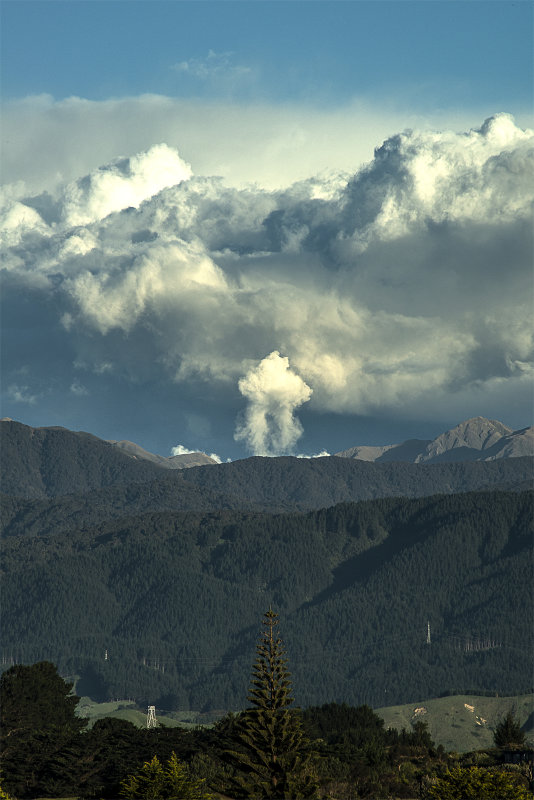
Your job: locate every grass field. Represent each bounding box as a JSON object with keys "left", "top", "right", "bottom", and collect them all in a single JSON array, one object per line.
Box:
[
  {"left": 375, "top": 692, "right": 534, "bottom": 752},
  {"left": 76, "top": 697, "right": 217, "bottom": 728},
  {"left": 77, "top": 693, "right": 534, "bottom": 752}
]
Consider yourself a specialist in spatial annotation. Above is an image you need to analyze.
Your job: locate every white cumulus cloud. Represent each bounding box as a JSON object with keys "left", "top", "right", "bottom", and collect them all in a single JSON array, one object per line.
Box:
[
  {"left": 2, "top": 93, "right": 494, "bottom": 196},
  {"left": 60, "top": 143, "right": 192, "bottom": 227}
]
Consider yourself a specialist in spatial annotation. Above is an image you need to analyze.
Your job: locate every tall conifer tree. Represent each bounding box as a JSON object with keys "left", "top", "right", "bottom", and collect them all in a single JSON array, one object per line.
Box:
[{"left": 225, "top": 608, "right": 318, "bottom": 799}]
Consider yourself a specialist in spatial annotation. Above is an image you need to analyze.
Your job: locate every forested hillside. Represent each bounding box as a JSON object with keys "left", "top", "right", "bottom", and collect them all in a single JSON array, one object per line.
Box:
[
  {"left": 178, "top": 454, "right": 533, "bottom": 510},
  {"left": 0, "top": 420, "right": 165, "bottom": 498},
  {"left": 2, "top": 490, "right": 532, "bottom": 710}
]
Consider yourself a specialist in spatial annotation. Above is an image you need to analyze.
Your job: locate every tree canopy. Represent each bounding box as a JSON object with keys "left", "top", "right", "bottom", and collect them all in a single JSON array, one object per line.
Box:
[
  {"left": 120, "top": 752, "right": 212, "bottom": 800},
  {"left": 423, "top": 765, "right": 532, "bottom": 800},
  {"left": 493, "top": 709, "right": 527, "bottom": 749},
  {"left": 0, "top": 661, "right": 84, "bottom": 736}
]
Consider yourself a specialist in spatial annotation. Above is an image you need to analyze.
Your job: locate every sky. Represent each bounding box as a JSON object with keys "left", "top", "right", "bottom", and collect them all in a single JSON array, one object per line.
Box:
[{"left": 1, "top": 0, "right": 533, "bottom": 461}]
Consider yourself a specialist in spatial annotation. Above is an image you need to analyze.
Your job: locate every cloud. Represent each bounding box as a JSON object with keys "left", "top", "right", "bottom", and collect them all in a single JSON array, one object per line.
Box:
[
  {"left": 70, "top": 380, "right": 88, "bottom": 397},
  {"left": 234, "top": 351, "right": 312, "bottom": 455},
  {"left": 171, "top": 444, "right": 223, "bottom": 463},
  {"left": 1, "top": 113, "right": 533, "bottom": 452},
  {"left": 60, "top": 144, "right": 192, "bottom": 227},
  {"left": 172, "top": 50, "right": 252, "bottom": 82},
  {"left": 1, "top": 93, "right": 502, "bottom": 197},
  {"left": 7, "top": 385, "right": 38, "bottom": 405},
  {"left": 0, "top": 197, "right": 50, "bottom": 247}
]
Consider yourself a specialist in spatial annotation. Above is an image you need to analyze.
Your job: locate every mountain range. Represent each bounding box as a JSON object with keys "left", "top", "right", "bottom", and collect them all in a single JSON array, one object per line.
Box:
[
  {"left": 335, "top": 416, "right": 533, "bottom": 463},
  {"left": 110, "top": 416, "right": 534, "bottom": 466},
  {"left": 0, "top": 417, "right": 534, "bottom": 511},
  {"left": 1, "top": 418, "right": 532, "bottom": 508}
]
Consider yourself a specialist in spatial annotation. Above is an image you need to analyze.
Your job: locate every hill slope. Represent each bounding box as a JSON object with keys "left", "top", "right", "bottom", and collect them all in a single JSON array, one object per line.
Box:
[
  {"left": 376, "top": 693, "right": 534, "bottom": 753},
  {"left": 178, "top": 454, "right": 533, "bottom": 510},
  {"left": 109, "top": 439, "right": 217, "bottom": 469},
  {"left": 0, "top": 420, "right": 165, "bottom": 498},
  {"left": 2, "top": 490, "right": 532, "bottom": 710}
]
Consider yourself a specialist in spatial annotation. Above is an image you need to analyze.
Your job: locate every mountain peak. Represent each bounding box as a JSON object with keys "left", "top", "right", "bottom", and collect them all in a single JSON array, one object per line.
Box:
[
  {"left": 109, "top": 439, "right": 217, "bottom": 469},
  {"left": 416, "top": 417, "right": 513, "bottom": 462},
  {"left": 336, "top": 417, "right": 531, "bottom": 464}
]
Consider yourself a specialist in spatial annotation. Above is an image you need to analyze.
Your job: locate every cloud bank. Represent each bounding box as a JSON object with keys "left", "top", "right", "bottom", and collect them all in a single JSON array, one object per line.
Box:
[
  {"left": 2, "top": 93, "right": 497, "bottom": 196},
  {"left": 1, "top": 113, "right": 533, "bottom": 453}
]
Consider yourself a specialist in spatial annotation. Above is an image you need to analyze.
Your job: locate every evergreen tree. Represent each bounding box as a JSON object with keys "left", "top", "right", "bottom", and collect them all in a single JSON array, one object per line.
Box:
[
  {"left": 0, "top": 661, "right": 85, "bottom": 797},
  {"left": 120, "top": 752, "right": 212, "bottom": 800},
  {"left": 0, "top": 661, "right": 85, "bottom": 735},
  {"left": 493, "top": 709, "right": 526, "bottom": 748},
  {"left": 226, "top": 608, "right": 318, "bottom": 799}
]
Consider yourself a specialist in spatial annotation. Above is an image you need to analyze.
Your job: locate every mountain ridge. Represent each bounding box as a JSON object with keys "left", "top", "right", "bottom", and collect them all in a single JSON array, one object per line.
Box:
[
  {"left": 108, "top": 439, "right": 218, "bottom": 469},
  {"left": 336, "top": 416, "right": 533, "bottom": 463},
  {"left": 1, "top": 418, "right": 532, "bottom": 507}
]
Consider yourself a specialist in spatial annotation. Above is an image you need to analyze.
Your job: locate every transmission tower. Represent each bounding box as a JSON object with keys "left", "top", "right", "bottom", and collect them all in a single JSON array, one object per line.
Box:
[
  {"left": 426, "top": 621, "right": 431, "bottom": 645},
  {"left": 147, "top": 705, "right": 158, "bottom": 729}
]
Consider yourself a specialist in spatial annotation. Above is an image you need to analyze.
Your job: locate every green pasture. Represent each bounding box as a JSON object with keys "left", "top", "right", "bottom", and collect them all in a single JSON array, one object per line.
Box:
[
  {"left": 77, "top": 692, "right": 534, "bottom": 752},
  {"left": 376, "top": 692, "right": 534, "bottom": 752},
  {"left": 76, "top": 697, "right": 218, "bottom": 729}
]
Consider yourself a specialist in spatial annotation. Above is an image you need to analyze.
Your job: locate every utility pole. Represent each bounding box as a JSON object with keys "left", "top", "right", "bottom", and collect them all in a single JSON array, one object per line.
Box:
[
  {"left": 426, "top": 621, "right": 431, "bottom": 645},
  {"left": 147, "top": 705, "right": 157, "bottom": 728}
]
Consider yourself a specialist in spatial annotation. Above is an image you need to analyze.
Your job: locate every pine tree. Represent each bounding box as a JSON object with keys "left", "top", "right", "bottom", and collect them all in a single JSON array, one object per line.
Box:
[
  {"left": 226, "top": 608, "right": 318, "bottom": 799},
  {"left": 493, "top": 709, "right": 526, "bottom": 748}
]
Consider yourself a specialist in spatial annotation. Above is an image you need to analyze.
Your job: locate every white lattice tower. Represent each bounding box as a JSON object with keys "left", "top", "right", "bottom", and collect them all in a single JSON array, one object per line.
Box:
[{"left": 147, "top": 705, "right": 157, "bottom": 728}]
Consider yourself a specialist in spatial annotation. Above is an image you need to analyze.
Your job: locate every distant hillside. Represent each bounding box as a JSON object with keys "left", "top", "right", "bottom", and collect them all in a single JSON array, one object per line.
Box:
[
  {"left": 2, "top": 490, "right": 532, "bottom": 710},
  {"left": 376, "top": 693, "right": 534, "bottom": 753},
  {"left": 336, "top": 417, "right": 534, "bottom": 464},
  {"left": 178, "top": 454, "right": 533, "bottom": 511},
  {"left": 108, "top": 439, "right": 217, "bottom": 469},
  {"left": 0, "top": 470, "right": 262, "bottom": 539},
  {"left": 0, "top": 420, "right": 165, "bottom": 498}
]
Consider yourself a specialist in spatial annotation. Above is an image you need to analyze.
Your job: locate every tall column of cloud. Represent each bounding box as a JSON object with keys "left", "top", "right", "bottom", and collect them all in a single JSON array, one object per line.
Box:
[{"left": 234, "top": 351, "right": 312, "bottom": 455}]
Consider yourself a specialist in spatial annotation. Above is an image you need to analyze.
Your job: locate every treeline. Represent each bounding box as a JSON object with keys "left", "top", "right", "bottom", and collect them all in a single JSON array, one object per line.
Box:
[
  {"left": 1, "top": 490, "right": 532, "bottom": 708},
  {"left": 2, "top": 661, "right": 530, "bottom": 800}
]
